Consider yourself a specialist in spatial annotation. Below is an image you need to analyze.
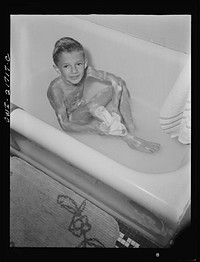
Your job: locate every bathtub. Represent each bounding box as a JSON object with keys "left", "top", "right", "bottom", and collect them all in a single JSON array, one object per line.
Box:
[{"left": 10, "top": 15, "right": 191, "bottom": 247}]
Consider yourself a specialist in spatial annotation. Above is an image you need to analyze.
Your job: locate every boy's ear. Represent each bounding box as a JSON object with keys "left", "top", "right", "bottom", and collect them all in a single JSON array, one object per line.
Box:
[
  {"left": 84, "top": 58, "right": 88, "bottom": 69},
  {"left": 53, "top": 64, "right": 61, "bottom": 74}
]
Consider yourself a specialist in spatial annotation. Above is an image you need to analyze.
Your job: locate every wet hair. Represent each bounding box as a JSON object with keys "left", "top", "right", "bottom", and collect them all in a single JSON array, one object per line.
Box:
[{"left": 52, "top": 37, "right": 85, "bottom": 65}]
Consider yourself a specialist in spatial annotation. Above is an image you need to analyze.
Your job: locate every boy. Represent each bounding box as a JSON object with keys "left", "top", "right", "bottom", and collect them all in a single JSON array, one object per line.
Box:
[{"left": 47, "top": 37, "right": 160, "bottom": 153}]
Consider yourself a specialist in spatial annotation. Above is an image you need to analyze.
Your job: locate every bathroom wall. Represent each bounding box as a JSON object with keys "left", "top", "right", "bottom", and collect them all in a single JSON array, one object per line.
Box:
[{"left": 76, "top": 15, "right": 191, "bottom": 54}]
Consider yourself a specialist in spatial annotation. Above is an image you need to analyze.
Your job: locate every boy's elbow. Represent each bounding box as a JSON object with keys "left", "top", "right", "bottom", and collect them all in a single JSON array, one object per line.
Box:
[
  {"left": 60, "top": 122, "right": 71, "bottom": 132},
  {"left": 60, "top": 122, "right": 77, "bottom": 133},
  {"left": 57, "top": 118, "right": 69, "bottom": 132},
  {"left": 57, "top": 114, "right": 71, "bottom": 132}
]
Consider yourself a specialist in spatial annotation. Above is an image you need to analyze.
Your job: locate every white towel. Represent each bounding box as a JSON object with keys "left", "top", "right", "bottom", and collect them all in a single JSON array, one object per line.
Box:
[
  {"left": 94, "top": 106, "right": 127, "bottom": 136},
  {"left": 160, "top": 55, "right": 191, "bottom": 144}
]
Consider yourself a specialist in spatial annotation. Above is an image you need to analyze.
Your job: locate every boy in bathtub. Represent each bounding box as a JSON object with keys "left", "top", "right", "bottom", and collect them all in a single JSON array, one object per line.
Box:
[{"left": 47, "top": 37, "right": 160, "bottom": 153}]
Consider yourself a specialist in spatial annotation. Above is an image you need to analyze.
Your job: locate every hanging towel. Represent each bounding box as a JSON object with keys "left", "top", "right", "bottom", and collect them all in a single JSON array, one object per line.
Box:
[
  {"left": 160, "top": 55, "right": 191, "bottom": 144},
  {"left": 94, "top": 106, "right": 127, "bottom": 136}
]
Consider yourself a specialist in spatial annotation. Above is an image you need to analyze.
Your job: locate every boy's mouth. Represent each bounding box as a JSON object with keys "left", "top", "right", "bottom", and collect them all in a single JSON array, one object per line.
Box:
[{"left": 70, "top": 75, "right": 80, "bottom": 80}]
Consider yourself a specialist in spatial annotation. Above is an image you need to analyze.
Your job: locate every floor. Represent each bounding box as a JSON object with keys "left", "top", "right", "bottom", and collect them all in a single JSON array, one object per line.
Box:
[
  {"left": 114, "top": 219, "right": 161, "bottom": 248},
  {"left": 10, "top": 154, "right": 162, "bottom": 249}
]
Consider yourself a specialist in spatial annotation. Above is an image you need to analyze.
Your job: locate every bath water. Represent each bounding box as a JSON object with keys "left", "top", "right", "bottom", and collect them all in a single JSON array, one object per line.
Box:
[
  {"left": 21, "top": 72, "right": 189, "bottom": 174},
  {"left": 71, "top": 97, "right": 189, "bottom": 174}
]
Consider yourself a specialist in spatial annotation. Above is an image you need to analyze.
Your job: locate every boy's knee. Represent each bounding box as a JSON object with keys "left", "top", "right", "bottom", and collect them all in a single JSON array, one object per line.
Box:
[
  {"left": 117, "top": 85, "right": 123, "bottom": 91},
  {"left": 113, "top": 84, "right": 123, "bottom": 93}
]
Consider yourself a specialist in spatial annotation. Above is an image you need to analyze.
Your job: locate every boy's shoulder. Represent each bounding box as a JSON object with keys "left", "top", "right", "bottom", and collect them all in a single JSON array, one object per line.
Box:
[
  {"left": 48, "top": 76, "right": 65, "bottom": 91},
  {"left": 47, "top": 77, "right": 63, "bottom": 97},
  {"left": 49, "top": 76, "right": 62, "bottom": 89}
]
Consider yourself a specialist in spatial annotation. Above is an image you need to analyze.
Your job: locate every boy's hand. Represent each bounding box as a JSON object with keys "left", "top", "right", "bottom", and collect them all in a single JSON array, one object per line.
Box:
[
  {"left": 87, "top": 66, "right": 100, "bottom": 79},
  {"left": 109, "top": 75, "right": 126, "bottom": 88},
  {"left": 87, "top": 66, "right": 126, "bottom": 88},
  {"left": 93, "top": 121, "right": 110, "bottom": 136}
]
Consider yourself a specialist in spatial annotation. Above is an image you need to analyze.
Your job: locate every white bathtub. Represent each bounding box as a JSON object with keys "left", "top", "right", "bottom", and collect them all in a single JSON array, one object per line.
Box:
[{"left": 10, "top": 15, "right": 191, "bottom": 247}]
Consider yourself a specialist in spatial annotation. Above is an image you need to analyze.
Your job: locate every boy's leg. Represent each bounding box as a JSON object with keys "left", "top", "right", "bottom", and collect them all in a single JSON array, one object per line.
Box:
[
  {"left": 89, "top": 86, "right": 113, "bottom": 108},
  {"left": 70, "top": 84, "right": 136, "bottom": 131},
  {"left": 69, "top": 87, "right": 113, "bottom": 124},
  {"left": 117, "top": 83, "right": 160, "bottom": 153},
  {"left": 118, "top": 83, "right": 136, "bottom": 133},
  {"left": 70, "top": 86, "right": 160, "bottom": 153},
  {"left": 122, "top": 134, "right": 160, "bottom": 153}
]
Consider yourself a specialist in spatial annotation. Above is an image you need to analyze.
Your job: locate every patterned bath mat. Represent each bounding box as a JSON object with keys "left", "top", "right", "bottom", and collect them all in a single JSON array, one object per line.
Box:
[{"left": 10, "top": 157, "right": 119, "bottom": 247}]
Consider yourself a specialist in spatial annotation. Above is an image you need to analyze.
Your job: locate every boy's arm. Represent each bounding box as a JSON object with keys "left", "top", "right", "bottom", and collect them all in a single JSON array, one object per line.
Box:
[
  {"left": 48, "top": 87, "right": 104, "bottom": 134},
  {"left": 58, "top": 116, "right": 106, "bottom": 135}
]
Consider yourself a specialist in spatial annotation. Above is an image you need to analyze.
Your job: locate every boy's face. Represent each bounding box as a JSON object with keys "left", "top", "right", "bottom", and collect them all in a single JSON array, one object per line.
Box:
[{"left": 54, "top": 51, "right": 87, "bottom": 85}]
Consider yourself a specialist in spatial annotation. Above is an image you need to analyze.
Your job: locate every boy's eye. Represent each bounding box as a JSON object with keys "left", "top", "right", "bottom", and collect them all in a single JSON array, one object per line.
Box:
[{"left": 64, "top": 65, "right": 70, "bottom": 68}]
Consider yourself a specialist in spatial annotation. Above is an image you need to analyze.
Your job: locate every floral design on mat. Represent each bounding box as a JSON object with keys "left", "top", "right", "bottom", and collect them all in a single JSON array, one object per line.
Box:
[{"left": 57, "top": 194, "right": 105, "bottom": 248}]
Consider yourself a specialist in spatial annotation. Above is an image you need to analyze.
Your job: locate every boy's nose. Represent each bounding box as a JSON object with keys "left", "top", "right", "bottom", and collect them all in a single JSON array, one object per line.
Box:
[{"left": 71, "top": 66, "right": 78, "bottom": 74}]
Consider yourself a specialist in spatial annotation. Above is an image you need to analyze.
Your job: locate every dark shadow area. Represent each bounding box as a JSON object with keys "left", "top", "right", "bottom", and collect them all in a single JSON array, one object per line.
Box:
[{"left": 171, "top": 224, "right": 196, "bottom": 258}]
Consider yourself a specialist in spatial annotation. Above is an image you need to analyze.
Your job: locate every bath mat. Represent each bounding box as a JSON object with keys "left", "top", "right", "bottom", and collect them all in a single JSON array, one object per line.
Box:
[{"left": 10, "top": 156, "right": 119, "bottom": 247}]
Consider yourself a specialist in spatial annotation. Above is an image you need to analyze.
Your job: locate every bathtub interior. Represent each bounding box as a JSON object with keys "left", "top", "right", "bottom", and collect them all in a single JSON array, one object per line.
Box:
[{"left": 11, "top": 15, "right": 190, "bottom": 174}]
